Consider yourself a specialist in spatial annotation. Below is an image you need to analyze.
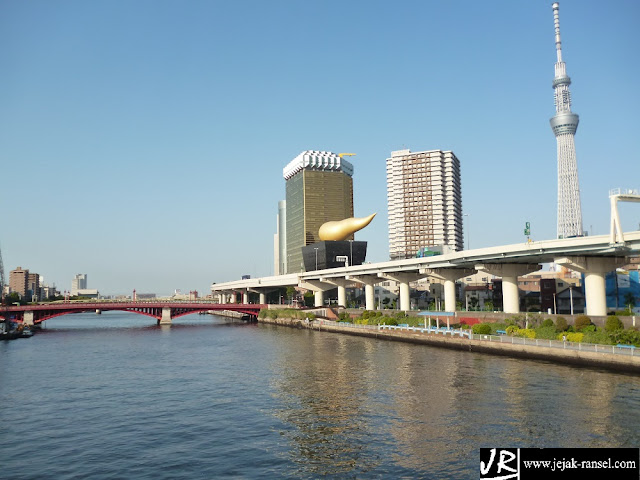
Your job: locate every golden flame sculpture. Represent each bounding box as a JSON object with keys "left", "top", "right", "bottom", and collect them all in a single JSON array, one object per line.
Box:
[{"left": 318, "top": 213, "right": 376, "bottom": 241}]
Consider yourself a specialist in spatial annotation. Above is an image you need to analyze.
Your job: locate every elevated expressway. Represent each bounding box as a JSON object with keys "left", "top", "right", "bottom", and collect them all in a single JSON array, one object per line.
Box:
[{"left": 211, "top": 231, "right": 640, "bottom": 317}]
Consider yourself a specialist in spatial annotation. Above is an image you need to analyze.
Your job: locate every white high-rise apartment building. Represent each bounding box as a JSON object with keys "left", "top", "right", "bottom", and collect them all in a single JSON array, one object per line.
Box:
[{"left": 386, "top": 149, "right": 463, "bottom": 260}]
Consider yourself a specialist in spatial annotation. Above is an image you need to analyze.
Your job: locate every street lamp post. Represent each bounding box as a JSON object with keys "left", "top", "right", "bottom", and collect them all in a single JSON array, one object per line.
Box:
[
  {"left": 553, "top": 293, "right": 557, "bottom": 315},
  {"left": 349, "top": 239, "right": 353, "bottom": 267},
  {"left": 569, "top": 285, "right": 574, "bottom": 315},
  {"left": 314, "top": 248, "right": 319, "bottom": 271}
]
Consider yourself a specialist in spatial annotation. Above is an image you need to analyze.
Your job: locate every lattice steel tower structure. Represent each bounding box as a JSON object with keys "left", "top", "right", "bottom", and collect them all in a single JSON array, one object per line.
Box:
[{"left": 550, "top": 2, "right": 583, "bottom": 238}]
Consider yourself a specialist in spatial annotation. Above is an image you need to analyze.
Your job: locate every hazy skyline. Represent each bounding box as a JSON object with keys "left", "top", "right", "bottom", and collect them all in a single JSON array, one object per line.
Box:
[{"left": 2, "top": 0, "right": 639, "bottom": 296}]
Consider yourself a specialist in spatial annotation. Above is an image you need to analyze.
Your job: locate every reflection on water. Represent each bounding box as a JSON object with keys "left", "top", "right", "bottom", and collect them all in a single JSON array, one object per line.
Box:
[
  {"left": 266, "top": 326, "right": 640, "bottom": 477},
  {"left": 1, "top": 314, "right": 639, "bottom": 479}
]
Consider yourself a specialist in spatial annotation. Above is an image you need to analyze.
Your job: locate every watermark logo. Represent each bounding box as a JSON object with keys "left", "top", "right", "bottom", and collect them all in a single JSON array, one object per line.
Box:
[{"left": 480, "top": 448, "right": 520, "bottom": 480}]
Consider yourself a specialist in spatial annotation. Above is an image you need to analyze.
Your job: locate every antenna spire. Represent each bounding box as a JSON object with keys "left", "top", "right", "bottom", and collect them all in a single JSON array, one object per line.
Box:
[{"left": 552, "top": 2, "right": 563, "bottom": 62}]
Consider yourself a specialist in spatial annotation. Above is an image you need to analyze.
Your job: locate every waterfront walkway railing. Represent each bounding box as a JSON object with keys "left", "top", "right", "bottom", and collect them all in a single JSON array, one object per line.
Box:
[
  {"left": 468, "top": 332, "right": 637, "bottom": 356},
  {"left": 312, "top": 320, "right": 636, "bottom": 357}
]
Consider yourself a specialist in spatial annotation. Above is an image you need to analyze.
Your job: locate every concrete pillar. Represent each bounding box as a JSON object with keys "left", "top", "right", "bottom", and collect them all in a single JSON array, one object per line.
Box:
[
  {"left": 555, "top": 256, "right": 623, "bottom": 316},
  {"left": 346, "top": 275, "right": 378, "bottom": 310},
  {"left": 242, "top": 291, "right": 249, "bottom": 305},
  {"left": 502, "top": 275, "right": 520, "bottom": 314},
  {"left": 365, "top": 284, "right": 375, "bottom": 311},
  {"left": 320, "top": 277, "right": 350, "bottom": 307},
  {"left": 230, "top": 292, "right": 237, "bottom": 304},
  {"left": 475, "top": 263, "right": 541, "bottom": 314},
  {"left": 299, "top": 280, "right": 333, "bottom": 308},
  {"left": 314, "top": 290, "right": 324, "bottom": 307},
  {"left": 378, "top": 272, "right": 427, "bottom": 311},
  {"left": 23, "top": 311, "right": 34, "bottom": 326},
  {"left": 399, "top": 282, "right": 410, "bottom": 311},
  {"left": 420, "top": 268, "right": 476, "bottom": 312},
  {"left": 259, "top": 292, "right": 266, "bottom": 305},
  {"left": 159, "top": 307, "right": 172, "bottom": 325}
]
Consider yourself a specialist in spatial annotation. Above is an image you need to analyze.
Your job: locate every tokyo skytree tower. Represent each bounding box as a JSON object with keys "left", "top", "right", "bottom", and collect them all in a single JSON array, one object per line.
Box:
[{"left": 550, "top": 2, "right": 583, "bottom": 238}]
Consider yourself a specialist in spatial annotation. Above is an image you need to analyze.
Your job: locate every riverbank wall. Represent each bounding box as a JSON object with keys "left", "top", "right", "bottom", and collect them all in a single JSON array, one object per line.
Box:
[{"left": 258, "top": 316, "right": 640, "bottom": 374}]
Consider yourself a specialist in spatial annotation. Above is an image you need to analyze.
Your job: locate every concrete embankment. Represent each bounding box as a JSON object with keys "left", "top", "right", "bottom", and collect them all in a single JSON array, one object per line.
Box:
[{"left": 258, "top": 317, "right": 640, "bottom": 374}]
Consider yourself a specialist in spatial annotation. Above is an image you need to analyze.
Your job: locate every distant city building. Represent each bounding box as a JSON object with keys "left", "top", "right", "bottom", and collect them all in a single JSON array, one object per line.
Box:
[
  {"left": 71, "top": 274, "right": 87, "bottom": 296},
  {"left": 274, "top": 200, "right": 286, "bottom": 275},
  {"left": 136, "top": 293, "right": 157, "bottom": 300},
  {"left": 283, "top": 151, "right": 354, "bottom": 273},
  {"left": 386, "top": 149, "right": 463, "bottom": 259},
  {"left": 550, "top": 3, "right": 583, "bottom": 238},
  {"left": 9, "top": 267, "right": 29, "bottom": 299},
  {"left": 27, "top": 273, "right": 40, "bottom": 301},
  {"left": 75, "top": 289, "right": 99, "bottom": 298}
]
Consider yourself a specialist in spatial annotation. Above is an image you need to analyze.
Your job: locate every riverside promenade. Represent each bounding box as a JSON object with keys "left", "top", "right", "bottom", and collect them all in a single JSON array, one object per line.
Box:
[{"left": 257, "top": 315, "right": 640, "bottom": 374}]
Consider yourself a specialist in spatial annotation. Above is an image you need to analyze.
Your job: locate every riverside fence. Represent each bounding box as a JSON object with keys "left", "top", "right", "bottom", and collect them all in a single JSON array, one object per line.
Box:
[{"left": 312, "top": 320, "right": 637, "bottom": 358}]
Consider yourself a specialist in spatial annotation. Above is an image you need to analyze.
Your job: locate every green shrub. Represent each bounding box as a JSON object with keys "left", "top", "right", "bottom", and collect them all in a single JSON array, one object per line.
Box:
[
  {"left": 583, "top": 329, "right": 614, "bottom": 346},
  {"left": 611, "top": 329, "right": 640, "bottom": 347},
  {"left": 489, "top": 323, "right": 507, "bottom": 334},
  {"left": 472, "top": 323, "right": 492, "bottom": 335},
  {"left": 268, "top": 310, "right": 279, "bottom": 319},
  {"left": 506, "top": 325, "right": 519, "bottom": 335},
  {"left": 541, "top": 318, "right": 554, "bottom": 328},
  {"left": 514, "top": 328, "right": 536, "bottom": 339},
  {"left": 574, "top": 315, "right": 593, "bottom": 331},
  {"left": 534, "top": 325, "right": 558, "bottom": 340},
  {"left": 555, "top": 317, "right": 568, "bottom": 332},
  {"left": 605, "top": 316, "right": 624, "bottom": 332},
  {"left": 558, "top": 332, "right": 584, "bottom": 343},
  {"left": 382, "top": 317, "right": 398, "bottom": 326}
]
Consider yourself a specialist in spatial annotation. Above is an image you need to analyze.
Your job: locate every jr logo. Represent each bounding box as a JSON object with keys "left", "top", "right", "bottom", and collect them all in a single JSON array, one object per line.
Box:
[{"left": 480, "top": 448, "right": 520, "bottom": 480}]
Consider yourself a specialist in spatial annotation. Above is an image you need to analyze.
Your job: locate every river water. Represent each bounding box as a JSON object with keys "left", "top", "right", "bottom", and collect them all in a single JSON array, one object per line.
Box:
[{"left": 1, "top": 312, "right": 639, "bottom": 479}]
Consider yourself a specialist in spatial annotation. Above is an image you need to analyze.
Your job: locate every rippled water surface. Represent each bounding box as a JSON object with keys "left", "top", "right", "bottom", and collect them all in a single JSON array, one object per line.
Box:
[{"left": 1, "top": 312, "right": 639, "bottom": 479}]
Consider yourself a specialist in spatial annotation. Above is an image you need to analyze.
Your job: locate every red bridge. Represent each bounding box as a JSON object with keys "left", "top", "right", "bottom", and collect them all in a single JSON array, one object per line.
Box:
[{"left": 0, "top": 301, "right": 265, "bottom": 325}]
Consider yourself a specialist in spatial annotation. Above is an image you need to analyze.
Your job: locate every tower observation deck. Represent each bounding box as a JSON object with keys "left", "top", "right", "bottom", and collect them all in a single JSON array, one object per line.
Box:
[{"left": 550, "top": 2, "right": 583, "bottom": 239}]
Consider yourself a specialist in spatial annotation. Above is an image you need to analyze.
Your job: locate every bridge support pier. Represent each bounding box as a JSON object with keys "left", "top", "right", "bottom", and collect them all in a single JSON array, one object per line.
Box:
[
  {"left": 378, "top": 273, "right": 427, "bottom": 311},
  {"left": 347, "top": 275, "right": 379, "bottom": 310},
  {"left": 242, "top": 291, "right": 249, "bottom": 305},
  {"left": 159, "top": 307, "right": 172, "bottom": 325},
  {"left": 23, "top": 311, "right": 34, "bottom": 326},
  {"left": 299, "top": 280, "right": 334, "bottom": 308},
  {"left": 555, "top": 256, "right": 625, "bottom": 316},
  {"left": 420, "top": 268, "right": 476, "bottom": 312},
  {"left": 476, "top": 263, "right": 541, "bottom": 314},
  {"left": 320, "top": 277, "right": 350, "bottom": 307},
  {"left": 230, "top": 292, "right": 238, "bottom": 304}
]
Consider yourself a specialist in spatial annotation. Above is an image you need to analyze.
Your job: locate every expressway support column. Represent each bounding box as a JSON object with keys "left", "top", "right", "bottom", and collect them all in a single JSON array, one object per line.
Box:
[
  {"left": 242, "top": 290, "right": 249, "bottom": 305},
  {"left": 23, "top": 311, "right": 34, "bottom": 326},
  {"left": 230, "top": 292, "right": 238, "bottom": 304},
  {"left": 420, "top": 268, "right": 476, "bottom": 312},
  {"left": 299, "top": 280, "right": 334, "bottom": 308},
  {"left": 555, "top": 256, "right": 625, "bottom": 316},
  {"left": 378, "top": 272, "right": 427, "bottom": 311},
  {"left": 248, "top": 288, "right": 272, "bottom": 306},
  {"left": 320, "top": 277, "right": 350, "bottom": 308},
  {"left": 476, "top": 263, "right": 541, "bottom": 314},
  {"left": 347, "top": 275, "right": 379, "bottom": 310},
  {"left": 159, "top": 307, "right": 172, "bottom": 325}
]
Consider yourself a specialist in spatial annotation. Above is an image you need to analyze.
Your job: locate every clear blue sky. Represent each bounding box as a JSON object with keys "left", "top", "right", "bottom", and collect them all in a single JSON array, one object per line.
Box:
[{"left": 1, "top": 0, "right": 639, "bottom": 296}]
